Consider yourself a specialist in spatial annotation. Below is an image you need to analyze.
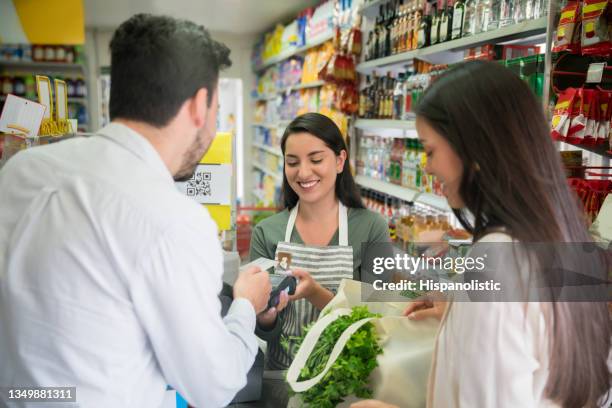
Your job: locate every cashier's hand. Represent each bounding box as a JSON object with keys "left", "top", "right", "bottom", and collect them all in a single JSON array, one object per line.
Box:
[
  {"left": 256, "top": 291, "right": 289, "bottom": 329},
  {"left": 234, "top": 266, "right": 271, "bottom": 314},
  {"left": 403, "top": 292, "right": 447, "bottom": 321},
  {"left": 290, "top": 269, "right": 334, "bottom": 310},
  {"left": 350, "top": 400, "right": 399, "bottom": 408}
]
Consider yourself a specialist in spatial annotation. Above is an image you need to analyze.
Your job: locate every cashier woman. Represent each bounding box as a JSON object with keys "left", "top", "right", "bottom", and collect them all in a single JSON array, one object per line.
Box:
[{"left": 249, "top": 112, "right": 390, "bottom": 370}]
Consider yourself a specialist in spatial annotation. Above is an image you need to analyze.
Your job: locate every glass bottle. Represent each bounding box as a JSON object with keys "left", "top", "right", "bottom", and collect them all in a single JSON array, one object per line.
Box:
[
  {"left": 462, "top": 0, "right": 476, "bottom": 37},
  {"left": 430, "top": 2, "right": 441, "bottom": 45},
  {"left": 498, "top": 0, "right": 513, "bottom": 27},
  {"left": 451, "top": 0, "right": 465, "bottom": 39},
  {"left": 417, "top": 1, "right": 432, "bottom": 48},
  {"left": 439, "top": 0, "right": 453, "bottom": 42},
  {"left": 393, "top": 73, "right": 405, "bottom": 119}
]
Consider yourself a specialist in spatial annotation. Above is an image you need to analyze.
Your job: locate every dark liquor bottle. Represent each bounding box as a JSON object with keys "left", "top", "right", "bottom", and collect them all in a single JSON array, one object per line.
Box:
[
  {"left": 417, "top": 1, "right": 432, "bottom": 48},
  {"left": 430, "top": 2, "right": 441, "bottom": 45},
  {"left": 439, "top": 0, "right": 453, "bottom": 42}
]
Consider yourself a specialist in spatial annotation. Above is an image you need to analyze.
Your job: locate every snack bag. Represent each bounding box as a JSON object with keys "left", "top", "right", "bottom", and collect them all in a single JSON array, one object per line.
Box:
[
  {"left": 552, "top": 88, "right": 578, "bottom": 141},
  {"left": 583, "top": 89, "right": 599, "bottom": 145},
  {"left": 581, "top": 0, "right": 612, "bottom": 55},
  {"left": 596, "top": 90, "right": 612, "bottom": 145},
  {"left": 554, "top": 2, "right": 582, "bottom": 53},
  {"left": 567, "top": 88, "right": 588, "bottom": 144}
]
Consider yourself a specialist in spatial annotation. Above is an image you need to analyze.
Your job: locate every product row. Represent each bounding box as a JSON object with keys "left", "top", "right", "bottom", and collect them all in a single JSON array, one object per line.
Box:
[
  {"left": 254, "top": 85, "right": 350, "bottom": 135},
  {"left": 0, "top": 44, "right": 85, "bottom": 64},
  {"left": 364, "top": 0, "right": 547, "bottom": 61},
  {"left": 554, "top": 0, "right": 612, "bottom": 55},
  {"left": 251, "top": 0, "right": 337, "bottom": 68},
  {"left": 255, "top": 42, "right": 333, "bottom": 97},
  {"left": 361, "top": 188, "right": 467, "bottom": 247},
  {"left": 356, "top": 136, "right": 444, "bottom": 195},
  {"left": 0, "top": 74, "right": 87, "bottom": 100}
]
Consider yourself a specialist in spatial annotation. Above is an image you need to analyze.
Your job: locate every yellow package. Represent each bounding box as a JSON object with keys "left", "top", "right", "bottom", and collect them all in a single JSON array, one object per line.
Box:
[{"left": 301, "top": 48, "right": 318, "bottom": 83}]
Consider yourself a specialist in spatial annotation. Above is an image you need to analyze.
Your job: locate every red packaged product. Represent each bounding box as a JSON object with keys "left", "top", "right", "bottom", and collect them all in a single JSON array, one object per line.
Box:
[
  {"left": 552, "top": 88, "right": 578, "bottom": 142},
  {"left": 553, "top": 2, "right": 582, "bottom": 53},
  {"left": 581, "top": 0, "right": 612, "bottom": 55},
  {"left": 567, "top": 88, "right": 588, "bottom": 144},
  {"left": 595, "top": 90, "right": 611, "bottom": 146},
  {"left": 583, "top": 89, "right": 599, "bottom": 145}
]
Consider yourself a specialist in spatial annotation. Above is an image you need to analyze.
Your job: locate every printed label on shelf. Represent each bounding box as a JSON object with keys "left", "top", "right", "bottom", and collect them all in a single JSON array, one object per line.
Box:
[{"left": 175, "top": 163, "right": 232, "bottom": 205}]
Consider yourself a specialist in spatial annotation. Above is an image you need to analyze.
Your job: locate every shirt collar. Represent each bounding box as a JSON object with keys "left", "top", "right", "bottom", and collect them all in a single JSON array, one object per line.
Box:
[{"left": 96, "top": 122, "right": 175, "bottom": 185}]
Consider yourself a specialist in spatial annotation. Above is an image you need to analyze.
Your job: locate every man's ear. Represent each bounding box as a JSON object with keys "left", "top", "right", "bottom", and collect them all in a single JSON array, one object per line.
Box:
[{"left": 189, "top": 87, "right": 208, "bottom": 128}]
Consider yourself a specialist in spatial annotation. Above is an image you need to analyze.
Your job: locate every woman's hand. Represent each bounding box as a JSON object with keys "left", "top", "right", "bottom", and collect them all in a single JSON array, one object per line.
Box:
[
  {"left": 403, "top": 292, "right": 447, "bottom": 321},
  {"left": 350, "top": 400, "right": 399, "bottom": 408},
  {"left": 289, "top": 269, "right": 334, "bottom": 310},
  {"left": 256, "top": 291, "right": 289, "bottom": 329}
]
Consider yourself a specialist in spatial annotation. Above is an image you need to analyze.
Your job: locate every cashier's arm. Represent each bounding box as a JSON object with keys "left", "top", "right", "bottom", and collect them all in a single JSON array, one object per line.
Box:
[{"left": 130, "top": 220, "right": 261, "bottom": 408}]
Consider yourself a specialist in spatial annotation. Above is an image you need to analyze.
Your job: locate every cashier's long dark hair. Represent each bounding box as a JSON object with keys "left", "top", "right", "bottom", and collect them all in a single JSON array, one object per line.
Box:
[
  {"left": 415, "top": 61, "right": 610, "bottom": 407},
  {"left": 280, "top": 113, "right": 364, "bottom": 210}
]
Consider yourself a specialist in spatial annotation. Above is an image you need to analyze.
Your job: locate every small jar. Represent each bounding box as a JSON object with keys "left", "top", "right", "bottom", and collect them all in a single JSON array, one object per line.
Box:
[{"left": 44, "top": 45, "right": 56, "bottom": 62}]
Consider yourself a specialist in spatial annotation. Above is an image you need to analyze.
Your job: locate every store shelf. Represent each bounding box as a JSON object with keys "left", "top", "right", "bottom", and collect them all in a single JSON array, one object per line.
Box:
[
  {"left": 252, "top": 142, "right": 283, "bottom": 157},
  {"left": 1, "top": 95, "right": 87, "bottom": 104},
  {"left": 357, "top": 17, "right": 548, "bottom": 73},
  {"left": 68, "top": 97, "right": 88, "bottom": 104},
  {"left": 252, "top": 162, "right": 282, "bottom": 182},
  {"left": 255, "top": 33, "right": 334, "bottom": 72},
  {"left": 355, "top": 119, "right": 416, "bottom": 130},
  {"left": 0, "top": 60, "right": 84, "bottom": 71},
  {"left": 563, "top": 143, "right": 612, "bottom": 158},
  {"left": 359, "top": 0, "right": 388, "bottom": 14},
  {"left": 356, "top": 175, "right": 419, "bottom": 202},
  {"left": 356, "top": 175, "right": 450, "bottom": 211},
  {"left": 278, "top": 80, "right": 326, "bottom": 93},
  {"left": 252, "top": 122, "right": 278, "bottom": 128},
  {"left": 254, "top": 81, "right": 326, "bottom": 102}
]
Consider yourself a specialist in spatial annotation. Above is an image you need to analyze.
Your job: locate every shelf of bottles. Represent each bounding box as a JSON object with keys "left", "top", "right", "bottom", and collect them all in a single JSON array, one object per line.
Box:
[
  {"left": 361, "top": 187, "right": 463, "bottom": 247},
  {"left": 355, "top": 133, "right": 449, "bottom": 210},
  {"left": 359, "top": 0, "right": 548, "bottom": 72}
]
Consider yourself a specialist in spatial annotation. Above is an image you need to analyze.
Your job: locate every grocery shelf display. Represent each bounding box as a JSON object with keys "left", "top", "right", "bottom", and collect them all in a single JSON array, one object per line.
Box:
[
  {"left": 248, "top": 0, "right": 611, "bottom": 240},
  {"left": 0, "top": 43, "right": 90, "bottom": 133}
]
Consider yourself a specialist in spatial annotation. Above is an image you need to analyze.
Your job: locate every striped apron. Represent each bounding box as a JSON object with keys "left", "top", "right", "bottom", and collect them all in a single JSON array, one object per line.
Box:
[{"left": 267, "top": 201, "right": 354, "bottom": 370}]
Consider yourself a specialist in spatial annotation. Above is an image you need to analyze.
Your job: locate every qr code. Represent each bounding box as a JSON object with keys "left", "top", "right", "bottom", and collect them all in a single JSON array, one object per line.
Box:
[{"left": 185, "top": 171, "right": 212, "bottom": 197}]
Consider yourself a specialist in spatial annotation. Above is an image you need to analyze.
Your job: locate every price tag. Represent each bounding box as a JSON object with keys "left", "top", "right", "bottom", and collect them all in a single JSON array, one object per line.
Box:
[{"left": 586, "top": 62, "right": 606, "bottom": 84}]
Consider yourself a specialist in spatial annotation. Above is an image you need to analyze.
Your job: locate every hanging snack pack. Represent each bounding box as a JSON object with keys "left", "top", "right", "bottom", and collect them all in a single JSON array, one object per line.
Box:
[
  {"left": 554, "top": 1, "right": 582, "bottom": 53},
  {"left": 581, "top": 0, "right": 612, "bottom": 55},
  {"left": 567, "top": 88, "right": 588, "bottom": 143},
  {"left": 552, "top": 88, "right": 578, "bottom": 141},
  {"left": 596, "top": 91, "right": 612, "bottom": 145}
]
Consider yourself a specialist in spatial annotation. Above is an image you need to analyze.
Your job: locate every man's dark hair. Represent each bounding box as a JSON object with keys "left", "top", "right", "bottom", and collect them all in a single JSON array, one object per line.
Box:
[{"left": 109, "top": 14, "right": 231, "bottom": 127}]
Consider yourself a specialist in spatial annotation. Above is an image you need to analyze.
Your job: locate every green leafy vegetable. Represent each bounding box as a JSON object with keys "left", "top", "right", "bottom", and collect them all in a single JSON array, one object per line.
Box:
[{"left": 288, "top": 306, "right": 383, "bottom": 408}]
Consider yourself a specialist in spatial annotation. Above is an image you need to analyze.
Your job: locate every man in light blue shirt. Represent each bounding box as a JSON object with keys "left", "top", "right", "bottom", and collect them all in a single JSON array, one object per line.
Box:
[{"left": 0, "top": 14, "right": 270, "bottom": 408}]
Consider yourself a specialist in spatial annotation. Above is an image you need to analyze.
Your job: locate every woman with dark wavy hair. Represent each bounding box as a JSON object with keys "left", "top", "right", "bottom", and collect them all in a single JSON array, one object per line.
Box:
[
  {"left": 352, "top": 61, "right": 611, "bottom": 408},
  {"left": 249, "top": 113, "right": 390, "bottom": 374}
]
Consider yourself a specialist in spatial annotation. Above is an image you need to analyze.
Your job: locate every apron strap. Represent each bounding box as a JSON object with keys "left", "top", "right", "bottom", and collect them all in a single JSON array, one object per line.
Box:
[{"left": 285, "top": 201, "right": 349, "bottom": 245}]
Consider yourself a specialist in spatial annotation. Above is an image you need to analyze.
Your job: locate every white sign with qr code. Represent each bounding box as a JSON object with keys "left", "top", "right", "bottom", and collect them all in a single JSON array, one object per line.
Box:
[{"left": 175, "top": 163, "right": 231, "bottom": 205}]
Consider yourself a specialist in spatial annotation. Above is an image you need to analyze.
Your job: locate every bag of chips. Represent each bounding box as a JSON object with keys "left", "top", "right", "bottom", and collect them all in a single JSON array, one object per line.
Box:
[
  {"left": 581, "top": 0, "right": 612, "bottom": 55},
  {"left": 554, "top": 2, "right": 583, "bottom": 53},
  {"left": 596, "top": 90, "right": 612, "bottom": 145},
  {"left": 568, "top": 88, "right": 588, "bottom": 143},
  {"left": 552, "top": 88, "right": 578, "bottom": 142}
]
